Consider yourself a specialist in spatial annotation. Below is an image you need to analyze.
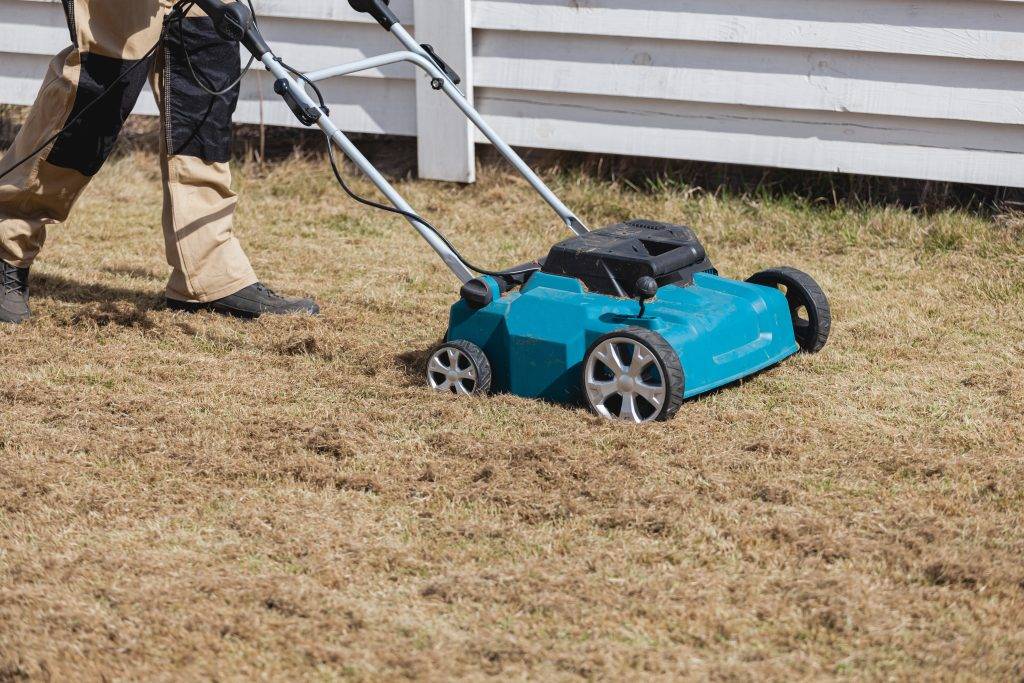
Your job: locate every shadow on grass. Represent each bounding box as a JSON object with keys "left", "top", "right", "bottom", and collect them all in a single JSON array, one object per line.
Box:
[
  {"left": 32, "top": 272, "right": 162, "bottom": 307},
  {"left": 31, "top": 272, "right": 163, "bottom": 329},
  {"left": 394, "top": 345, "right": 437, "bottom": 386}
]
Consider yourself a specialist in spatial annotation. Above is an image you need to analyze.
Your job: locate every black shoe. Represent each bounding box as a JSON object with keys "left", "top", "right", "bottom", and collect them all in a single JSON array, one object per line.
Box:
[
  {"left": 166, "top": 282, "right": 320, "bottom": 319},
  {"left": 0, "top": 260, "right": 30, "bottom": 325}
]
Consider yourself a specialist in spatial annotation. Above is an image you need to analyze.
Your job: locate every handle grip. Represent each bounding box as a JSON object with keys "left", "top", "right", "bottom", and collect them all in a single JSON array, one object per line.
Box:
[
  {"left": 192, "top": 0, "right": 271, "bottom": 56},
  {"left": 349, "top": 0, "right": 399, "bottom": 30}
]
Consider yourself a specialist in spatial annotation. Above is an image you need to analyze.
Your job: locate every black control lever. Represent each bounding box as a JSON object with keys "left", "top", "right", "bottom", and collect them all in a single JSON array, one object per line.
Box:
[
  {"left": 274, "top": 79, "right": 325, "bottom": 126},
  {"left": 420, "top": 44, "right": 462, "bottom": 87},
  {"left": 635, "top": 276, "right": 658, "bottom": 318}
]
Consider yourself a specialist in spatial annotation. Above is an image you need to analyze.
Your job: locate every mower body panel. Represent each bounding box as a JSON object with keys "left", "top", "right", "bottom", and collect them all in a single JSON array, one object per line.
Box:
[{"left": 446, "top": 271, "right": 799, "bottom": 405}]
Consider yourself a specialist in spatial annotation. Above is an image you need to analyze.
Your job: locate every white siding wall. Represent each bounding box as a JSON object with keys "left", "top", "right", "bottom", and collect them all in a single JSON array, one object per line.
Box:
[{"left": 2, "top": 0, "right": 1024, "bottom": 186}]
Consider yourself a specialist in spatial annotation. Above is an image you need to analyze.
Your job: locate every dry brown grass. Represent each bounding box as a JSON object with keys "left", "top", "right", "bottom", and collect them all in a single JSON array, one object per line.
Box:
[{"left": 2, "top": 149, "right": 1023, "bottom": 681}]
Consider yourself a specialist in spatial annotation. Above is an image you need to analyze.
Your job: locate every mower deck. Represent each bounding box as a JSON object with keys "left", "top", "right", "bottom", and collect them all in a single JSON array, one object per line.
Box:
[{"left": 447, "top": 270, "right": 799, "bottom": 405}]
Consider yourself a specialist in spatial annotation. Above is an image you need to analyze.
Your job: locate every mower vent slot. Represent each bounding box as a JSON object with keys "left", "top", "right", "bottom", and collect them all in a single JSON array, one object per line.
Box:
[{"left": 640, "top": 239, "right": 677, "bottom": 257}]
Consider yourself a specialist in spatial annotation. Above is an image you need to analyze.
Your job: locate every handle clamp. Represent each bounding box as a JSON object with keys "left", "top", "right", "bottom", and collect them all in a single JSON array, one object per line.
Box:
[
  {"left": 274, "top": 79, "right": 327, "bottom": 126},
  {"left": 420, "top": 44, "right": 462, "bottom": 87}
]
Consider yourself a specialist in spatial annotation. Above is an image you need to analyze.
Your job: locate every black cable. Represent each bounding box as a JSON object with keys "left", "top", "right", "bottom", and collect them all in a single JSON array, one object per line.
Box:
[
  {"left": 324, "top": 133, "right": 539, "bottom": 278},
  {"left": 0, "top": 0, "right": 198, "bottom": 183},
  {"left": 289, "top": 53, "right": 535, "bottom": 279},
  {"left": 173, "top": 0, "right": 257, "bottom": 97},
  {"left": 0, "top": 39, "right": 165, "bottom": 184},
  {"left": 280, "top": 44, "right": 534, "bottom": 278}
]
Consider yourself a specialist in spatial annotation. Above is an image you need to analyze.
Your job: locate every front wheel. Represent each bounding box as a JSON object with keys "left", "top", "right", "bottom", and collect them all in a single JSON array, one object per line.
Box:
[
  {"left": 425, "top": 340, "right": 492, "bottom": 396},
  {"left": 582, "top": 327, "right": 685, "bottom": 424},
  {"left": 747, "top": 267, "right": 831, "bottom": 353}
]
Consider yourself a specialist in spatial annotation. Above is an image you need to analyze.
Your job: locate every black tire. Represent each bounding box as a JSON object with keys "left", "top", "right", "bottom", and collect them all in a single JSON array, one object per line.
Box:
[
  {"left": 747, "top": 267, "right": 831, "bottom": 353},
  {"left": 425, "top": 339, "right": 493, "bottom": 396},
  {"left": 582, "top": 327, "right": 685, "bottom": 423}
]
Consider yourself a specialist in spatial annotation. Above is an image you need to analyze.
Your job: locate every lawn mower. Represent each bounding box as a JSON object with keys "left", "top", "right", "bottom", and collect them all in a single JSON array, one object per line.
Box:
[{"left": 202, "top": 0, "right": 833, "bottom": 423}]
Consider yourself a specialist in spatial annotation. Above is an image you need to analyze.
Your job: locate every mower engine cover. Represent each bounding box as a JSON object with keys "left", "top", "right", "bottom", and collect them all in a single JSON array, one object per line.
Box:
[{"left": 542, "top": 220, "right": 716, "bottom": 298}]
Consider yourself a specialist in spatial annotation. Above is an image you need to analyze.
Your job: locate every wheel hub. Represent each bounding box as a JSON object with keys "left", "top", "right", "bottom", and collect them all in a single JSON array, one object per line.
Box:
[
  {"left": 427, "top": 346, "right": 479, "bottom": 395},
  {"left": 584, "top": 336, "right": 669, "bottom": 423}
]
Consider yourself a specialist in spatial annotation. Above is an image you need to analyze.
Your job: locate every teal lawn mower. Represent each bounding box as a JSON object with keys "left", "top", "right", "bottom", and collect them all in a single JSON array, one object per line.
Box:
[
  {"left": 190, "top": 0, "right": 832, "bottom": 423},
  {"left": 441, "top": 229, "right": 830, "bottom": 423}
]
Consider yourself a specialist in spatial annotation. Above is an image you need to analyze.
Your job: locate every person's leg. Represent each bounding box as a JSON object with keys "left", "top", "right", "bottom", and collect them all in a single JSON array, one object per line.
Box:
[
  {"left": 0, "top": 0, "right": 162, "bottom": 266},
  {"left": 0, "top": 0, "right": 162, "bottom": 322},
  {"left": 0, "top": 46, "right": 82, "bottom": 269},
  {"left": 152, "top": 4, "right": 318, "bottom": 316},
  {"left": 151, "top": 3, "right": 258, "bottom": 303}
]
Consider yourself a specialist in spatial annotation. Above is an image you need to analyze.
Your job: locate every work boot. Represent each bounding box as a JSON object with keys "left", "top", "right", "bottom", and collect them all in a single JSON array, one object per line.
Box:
[
  {"left": 0, "top": 260, "right": 30, "bottom": 325},
  {"left": 166, "top": 282, "right": 320, "bottom": 319}
]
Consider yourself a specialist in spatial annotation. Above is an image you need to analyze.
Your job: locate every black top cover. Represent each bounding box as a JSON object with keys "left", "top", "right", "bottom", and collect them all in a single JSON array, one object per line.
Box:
[{"left": 542, "top": 220, "right": 715, "bottom": 298}]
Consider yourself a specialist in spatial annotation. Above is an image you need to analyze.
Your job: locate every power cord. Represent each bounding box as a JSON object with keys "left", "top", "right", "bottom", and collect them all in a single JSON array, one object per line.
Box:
[
  {"left": 323, "top": 132, "right": 539, "bottom": 278},
  {"left": 274, "top": 37, "right": 537, "bottom": 278}
]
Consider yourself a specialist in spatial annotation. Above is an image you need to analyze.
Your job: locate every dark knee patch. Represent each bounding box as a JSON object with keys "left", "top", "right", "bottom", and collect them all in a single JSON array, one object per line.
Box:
[
  {"left": 46, "top": 53, "right": 151, "bottom": 176},
  {"left": 163, "top": 16, "right": 240, "bottom": 162}
]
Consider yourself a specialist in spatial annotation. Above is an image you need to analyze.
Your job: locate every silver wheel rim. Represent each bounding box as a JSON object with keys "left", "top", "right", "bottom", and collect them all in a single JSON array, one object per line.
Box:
[
  {"left": 585, "top": 337, "right": 668, "bottom": 423},
  {"left": 427, "top": 346, "right": 479, "bottom": 396}
]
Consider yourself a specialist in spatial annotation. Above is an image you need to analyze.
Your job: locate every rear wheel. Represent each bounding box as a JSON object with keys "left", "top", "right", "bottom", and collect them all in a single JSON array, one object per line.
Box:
[
  {"left": 582, "top": 327, "right": 684, "bottom": 423},
  {"left": 747, "top": 267, "right": 831, "bottom": 353},
  {"left": 426, "top": 340, "right": 492, "bottom": 396}
]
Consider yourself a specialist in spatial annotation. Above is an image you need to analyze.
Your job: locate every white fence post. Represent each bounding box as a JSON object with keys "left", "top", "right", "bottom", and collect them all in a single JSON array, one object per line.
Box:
[{"left": 412, "top": 0, "right": 475, "bottom": 183}]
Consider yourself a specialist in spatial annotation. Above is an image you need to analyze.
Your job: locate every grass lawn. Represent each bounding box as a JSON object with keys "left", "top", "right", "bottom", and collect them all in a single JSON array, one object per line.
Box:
[{"left": 1, "top": 149, "right": 1023, "bottom": 680}]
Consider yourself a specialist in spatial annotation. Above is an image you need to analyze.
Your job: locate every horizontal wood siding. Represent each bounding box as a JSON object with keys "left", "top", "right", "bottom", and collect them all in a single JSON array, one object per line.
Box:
[
  {"left": 2, "top": 0, "right": 1023, "bottom": 185},
  {"left": 470, "top": 0, "right": 1024, "bottom": 186}
]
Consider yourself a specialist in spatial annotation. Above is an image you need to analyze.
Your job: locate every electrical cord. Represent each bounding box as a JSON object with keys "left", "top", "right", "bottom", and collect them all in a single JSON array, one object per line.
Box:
[
  {"left": 323, "top": 133, "right": 539, "bottom": 279},
  {"left": 172, "top": 0, "right": 258, "bottom": 96},
  {"left": 291, "top": 52, "right": 537, "bottom": 278}
]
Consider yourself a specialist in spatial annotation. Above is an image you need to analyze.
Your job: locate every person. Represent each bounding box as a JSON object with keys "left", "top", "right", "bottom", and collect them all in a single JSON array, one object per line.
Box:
[{"left": 0, "top": 0, "right": 319, "bottom": 324}]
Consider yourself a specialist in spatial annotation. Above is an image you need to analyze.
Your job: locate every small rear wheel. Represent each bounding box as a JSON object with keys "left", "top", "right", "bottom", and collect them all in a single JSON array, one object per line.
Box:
[
  {"left": 582, "top": 327, "right": 684, "bottom": 423},
  {"left": 747, "top": 267, "right": 831, "bottom": 353},
  {"left": 426, "top": 340, "right": 492, "bottom": 396}
]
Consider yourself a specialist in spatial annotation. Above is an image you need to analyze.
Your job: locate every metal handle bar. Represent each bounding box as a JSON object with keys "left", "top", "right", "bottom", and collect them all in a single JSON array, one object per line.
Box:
[
  {"left": 262, "top": 55, "right": 476, "bottom": 282},
  {"left": 255, "top": 17, "right": 588, "bottom": 284},
  {"left": 304, "top": 34, "right": 588, "bottom": 238}
]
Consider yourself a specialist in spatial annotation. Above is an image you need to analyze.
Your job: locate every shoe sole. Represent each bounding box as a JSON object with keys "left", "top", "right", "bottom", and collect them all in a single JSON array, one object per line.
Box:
[
  {"left": 165, "top": 299, "right": 319, "bottom": 319},
  {"left": 0, "top": 309, "right": 30, "bottom": 325}
]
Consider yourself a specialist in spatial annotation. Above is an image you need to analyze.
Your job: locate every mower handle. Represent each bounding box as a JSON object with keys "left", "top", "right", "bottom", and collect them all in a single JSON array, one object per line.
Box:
[{"left": 349, "top": 0, "right": 399, "bottom": 30}]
